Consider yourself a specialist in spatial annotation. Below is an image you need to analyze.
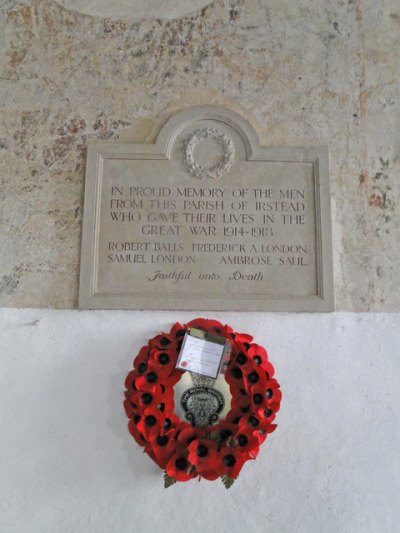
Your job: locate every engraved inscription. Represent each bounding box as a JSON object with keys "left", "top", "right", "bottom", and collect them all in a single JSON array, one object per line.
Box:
[{"left": 105, "top": 185, "right": 311, "bottom": 281}]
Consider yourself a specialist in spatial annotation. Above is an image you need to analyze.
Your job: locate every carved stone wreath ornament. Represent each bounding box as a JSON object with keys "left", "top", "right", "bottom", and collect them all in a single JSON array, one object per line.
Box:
[{"left": 184, "top": 128, "right": 235, "bottom": 180}]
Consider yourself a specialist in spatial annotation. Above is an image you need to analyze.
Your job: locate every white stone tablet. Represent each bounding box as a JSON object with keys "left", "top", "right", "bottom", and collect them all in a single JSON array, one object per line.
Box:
[{"left": 79, "top": 106, "right": 334, "bottom": 311}]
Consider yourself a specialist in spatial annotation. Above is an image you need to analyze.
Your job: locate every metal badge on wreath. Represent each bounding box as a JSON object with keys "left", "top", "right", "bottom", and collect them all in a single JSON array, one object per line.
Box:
[{"left": 180, "top": 372, "right": 225, "bottom": 427}]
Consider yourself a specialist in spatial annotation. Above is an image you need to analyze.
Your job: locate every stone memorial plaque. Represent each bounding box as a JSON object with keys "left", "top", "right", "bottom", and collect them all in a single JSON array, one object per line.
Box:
[{"left": 79, "top": 106, "right": 334, "bottom": 311}]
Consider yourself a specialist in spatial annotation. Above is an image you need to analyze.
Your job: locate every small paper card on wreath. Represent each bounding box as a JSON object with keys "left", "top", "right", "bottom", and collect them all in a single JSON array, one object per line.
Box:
[{"left": 176, "top": 328, "right": 231, "bottom": 379}]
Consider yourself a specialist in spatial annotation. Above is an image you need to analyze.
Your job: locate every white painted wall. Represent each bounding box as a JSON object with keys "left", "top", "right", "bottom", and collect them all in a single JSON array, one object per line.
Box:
[{"left": 0, "top": 309, "right": 399, "bottom": 533}]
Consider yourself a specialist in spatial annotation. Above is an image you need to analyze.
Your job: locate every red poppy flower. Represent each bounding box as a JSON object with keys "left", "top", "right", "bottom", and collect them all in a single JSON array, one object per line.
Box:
[
  {"left": 217, "top": 445, "right": 250, "bottom": 479},
  {"left": 254, "top": 406, "right": 277, "bottom": 429},
  {"left": 132, "top": 345, "right": 151, "bottom": 374},
  {"left": 166, "top": 452, "right": 197, "bottom": 482},
  {"left": 124, "top": 370, "right": 138, "bottom": 392},
  {"left": 241, "top": 365, "right": 268, "bottom": 394},
  {"left": 149, "top": 333, "right": 178, "bottom": 351},
  {"left": 184, "top": 318, "right": 225, "bottom": 334},
  {"left": 199, "top": 468, "right": 221, "bottom": 480},
  {"left": 226, "top": 343, "right": 261, "bottom": 378},
  {"left": 125, "top": 383, "right": 167, "bottom": 412},
  {"left": 247, "top": 346, "right": 275, "bottom": 377},
  {"left": 254, "top": 390, "right": 280, "bottom": 429},
  {"left": 225, "top": 376, "right": 246, "bottom": 402},
  {"left": 232, "top": 332, "right": 253, "bottom": 344},
  {"left": 170, "top": 322, "right": 187, "bottom": 341},
  {"left": 255, "top": 378, "right": 282, "bottom": 413},
  {"left": 135, "top": 360, "right": 179, "bottom": 392},
  {"left": 248, "top": 376, "right": 281, "bottom": 414},
  {"left": 177, "top": 426, "right": 203, "bottom": 447},
  {"left": 246, "top": 342, "right": 265, "bottom": 361},
  {"left": 239, "top": 413, "right": 265, "bottom": 432},
  {"left": 160, "top": 413, "right": 182, "bottom": 432},
  {"left": 251, "top": 420, "right": 278, "bottom": 441},
  {"left": 147, "top": 427, "right": 179, "bottom": 469},
  {"left": 232, "top": 419, "right": 262, "bottom": 454},
  {"left": 229, "top": 340, "right": 250, "bottom": 358},
  {"left": 188, "top": 439, "right": 219, "bottom": 476},
  {"left": 231, "top": 349, "right": 252, "bottom": 368},
  {"left": 232, "top": 394, "right": 252, "bottom": 417},
  {"left": 221, "top": 323, "right": 234, "bottom": 337},
  {"left": 224, "top": 407, "right": 244, "bottom": 426},
  {"left": 148, "top": 348, "right": 179, "bottom": 373},
  {"left": 226, "top": 371, "right": 266, "bottom": 409},
  {"left": 136, "top": 405, "right": 165, "bottom": 439},
  {"left": 225, "top": 362, "right": 246, "bottom": 387},
  {"left": 128, "top": 417, "right": 147, "bottom": 447},
  {"left": 123, "top": 396, "right": 140, "bottom": 419}
]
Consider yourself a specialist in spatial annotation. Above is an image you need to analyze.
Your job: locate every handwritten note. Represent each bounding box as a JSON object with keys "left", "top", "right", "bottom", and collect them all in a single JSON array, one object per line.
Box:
[{"left": 177, "top": 334, "right": 226, "bottom": 378}]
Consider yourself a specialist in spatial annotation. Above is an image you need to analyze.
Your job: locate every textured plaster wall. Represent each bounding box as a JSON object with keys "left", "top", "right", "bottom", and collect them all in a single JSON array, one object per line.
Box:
[
  {"left": 55, "top": 1, "right": 214, "bottom": 21},
  {"left": 0, "top": 0, "right": 399, "bottom": 310},
  {"left": 0, "top": 309, "right": 399, "bottom": 533}
]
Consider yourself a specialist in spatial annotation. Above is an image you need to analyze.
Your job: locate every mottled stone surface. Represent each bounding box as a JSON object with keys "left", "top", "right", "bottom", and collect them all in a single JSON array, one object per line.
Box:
[
  {"left": 55, "top": 0, "right": 214, "bottom": 21},
  {"left": 0, "top": 0, "right": 399, "bottom": 310}
]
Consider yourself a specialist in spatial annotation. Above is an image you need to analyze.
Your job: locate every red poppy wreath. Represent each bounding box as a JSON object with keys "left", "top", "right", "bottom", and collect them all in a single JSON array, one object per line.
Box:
[{"left": 124, "top": 318, "right": 281, "bottom": 488}]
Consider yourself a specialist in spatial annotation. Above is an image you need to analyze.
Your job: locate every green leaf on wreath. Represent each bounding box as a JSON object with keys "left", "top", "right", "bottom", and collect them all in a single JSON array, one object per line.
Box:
[
  {"left": 187, "top": 464, "right": 196, "bottom": 475},
  {"left": 221, "top": 475, "right": 235, "bottom": 489},
  {"left": 208, "top": 429, "right": 220, "bottom": 441},
  {"left": 164, "top": 472, "right": 177, "bottom": 489}
]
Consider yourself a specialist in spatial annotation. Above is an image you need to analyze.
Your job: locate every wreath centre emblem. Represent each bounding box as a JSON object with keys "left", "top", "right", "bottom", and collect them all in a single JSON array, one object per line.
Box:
[{"left": 181, "top": 386, "right": 225, "bottom": 427}]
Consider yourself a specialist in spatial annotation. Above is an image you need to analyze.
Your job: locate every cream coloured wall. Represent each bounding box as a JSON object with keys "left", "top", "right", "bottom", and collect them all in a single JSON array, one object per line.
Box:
[{"left": 0, "top": 309, "right": 399, "bottom": 532}]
